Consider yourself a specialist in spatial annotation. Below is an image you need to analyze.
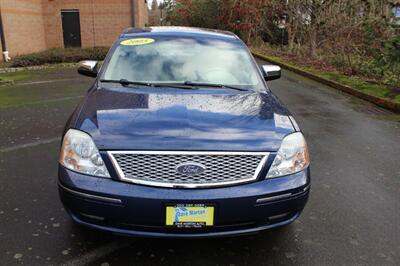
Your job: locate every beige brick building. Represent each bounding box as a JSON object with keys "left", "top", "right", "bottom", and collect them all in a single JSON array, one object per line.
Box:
[{"left": 0, "top": 0, "right": 148, "bottom": 60}]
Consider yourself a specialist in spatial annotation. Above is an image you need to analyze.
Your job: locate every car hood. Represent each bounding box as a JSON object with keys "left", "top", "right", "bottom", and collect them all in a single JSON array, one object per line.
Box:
[{"left": 74, "top": 87, "right": 295, "bottom": 151}]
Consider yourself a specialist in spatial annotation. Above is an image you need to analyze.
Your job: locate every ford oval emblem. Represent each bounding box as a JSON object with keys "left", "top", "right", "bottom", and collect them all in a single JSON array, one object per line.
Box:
[{"left": 176, "top": 162, "right": 206, "bottom": 176}]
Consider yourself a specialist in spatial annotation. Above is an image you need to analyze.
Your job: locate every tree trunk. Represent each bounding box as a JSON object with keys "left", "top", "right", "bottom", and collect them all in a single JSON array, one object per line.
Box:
[
  {"left": 287, "top": 17, "right": 297, "bottom": 52},
  {"left": 308, "top": 0, "right": 318, "bottom": 57},
  {"left": 287, "top": 25, "right": 293, "bottom": 51},
  {"left": 309, "top": 27, "right": 317, "bottom": 57}
]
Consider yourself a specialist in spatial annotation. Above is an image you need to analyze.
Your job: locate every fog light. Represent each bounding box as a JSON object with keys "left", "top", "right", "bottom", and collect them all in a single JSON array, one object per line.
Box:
[
  {"left": 79, "top": 212, "right": 105, "bottom": 221},
  {"left": 268, "top": 212, "right": 290, "bottom": 220}
]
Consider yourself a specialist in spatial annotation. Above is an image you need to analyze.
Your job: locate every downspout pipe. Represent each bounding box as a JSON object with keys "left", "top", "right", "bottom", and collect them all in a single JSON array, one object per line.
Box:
[
  {"left": 131, "top": 0, "right": 136, "bottom": 27},
  {"left": 0, "top": 9, "right": 10, "bottom": 61}
]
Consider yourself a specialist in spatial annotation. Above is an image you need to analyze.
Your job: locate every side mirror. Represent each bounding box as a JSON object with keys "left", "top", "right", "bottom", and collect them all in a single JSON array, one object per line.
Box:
[
  {"left": 78, "top": 60, "right": 98, "bottom": 77},
  {"left": 261, "top": 65, "right": 281, "bottom": 81}
]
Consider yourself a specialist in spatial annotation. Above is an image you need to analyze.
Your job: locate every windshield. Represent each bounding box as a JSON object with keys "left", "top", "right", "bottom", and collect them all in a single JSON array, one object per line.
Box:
[{"left": 102, "top": 37, "right": 264, "bottom": 90}]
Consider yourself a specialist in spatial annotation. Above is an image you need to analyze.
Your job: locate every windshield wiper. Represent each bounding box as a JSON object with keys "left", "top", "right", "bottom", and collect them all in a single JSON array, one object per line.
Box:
[
  {"left": 100, "top": 79, "right": 198, "bottom": 90},
  {"left": 151, "top": 83, "right": 198, "bottom": 90},
  {"left": 100, "top": 79, "right": 152, "bottom": 87},
  {"left": 183, "top": 81, "right": 249, "bottom": 91}
]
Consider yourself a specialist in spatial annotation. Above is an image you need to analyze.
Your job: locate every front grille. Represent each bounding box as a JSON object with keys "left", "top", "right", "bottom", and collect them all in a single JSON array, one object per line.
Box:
[{"left": 108, "top": 151, "right": 269, "bottom": 188}]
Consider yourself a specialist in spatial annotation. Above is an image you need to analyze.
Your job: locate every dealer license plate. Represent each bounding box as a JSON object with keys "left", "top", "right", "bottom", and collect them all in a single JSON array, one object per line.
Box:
[{"left": 166, "top": 204, "right": 214, "bottom": 228}]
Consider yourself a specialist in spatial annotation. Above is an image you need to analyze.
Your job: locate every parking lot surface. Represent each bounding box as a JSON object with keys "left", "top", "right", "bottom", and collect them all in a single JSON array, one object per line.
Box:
[{"left": 0, "top": 61, "right": 399, "bottom": 265}]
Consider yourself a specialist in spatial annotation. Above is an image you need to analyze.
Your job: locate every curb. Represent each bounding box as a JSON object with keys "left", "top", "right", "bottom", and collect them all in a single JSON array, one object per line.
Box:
[
  {"left": 0, "top": 63, "right": 79, "bottom": 74},
  {"left": 0, "top": 79, "right": 14, "bottom": 86},
  {"left": 252, "top": 51, "right": 400, "bottom": 113}
]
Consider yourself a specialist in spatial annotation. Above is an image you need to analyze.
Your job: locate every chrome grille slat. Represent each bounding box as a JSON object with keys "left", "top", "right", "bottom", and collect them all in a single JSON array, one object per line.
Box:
[{"left": 108, "top": 151, "right": 269, "bottom": 188}]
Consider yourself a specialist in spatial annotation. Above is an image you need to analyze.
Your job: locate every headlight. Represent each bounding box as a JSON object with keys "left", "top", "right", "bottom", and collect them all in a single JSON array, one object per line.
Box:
[
  {"left": 59, "top": 129, "right": 110, "bottom": 178},
  {"left": 266, "top": 132, "right": 309, "bottom": 178}
]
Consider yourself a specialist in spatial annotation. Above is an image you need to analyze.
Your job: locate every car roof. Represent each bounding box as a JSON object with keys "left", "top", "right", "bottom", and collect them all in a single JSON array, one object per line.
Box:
[{"left": 119, "top": 26, "right": 240, "bottom": 41}]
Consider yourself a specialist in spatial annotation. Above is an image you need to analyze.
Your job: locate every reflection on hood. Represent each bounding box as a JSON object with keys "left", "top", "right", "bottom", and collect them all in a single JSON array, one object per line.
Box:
[{"left": 77, "top": 88, "right": 294, "bottom": 151}]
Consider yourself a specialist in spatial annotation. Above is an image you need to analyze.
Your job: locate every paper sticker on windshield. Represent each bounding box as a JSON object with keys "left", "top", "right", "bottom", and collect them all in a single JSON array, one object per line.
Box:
[{"left": 120, "top": 38, "right": 155, "bottom": 46}]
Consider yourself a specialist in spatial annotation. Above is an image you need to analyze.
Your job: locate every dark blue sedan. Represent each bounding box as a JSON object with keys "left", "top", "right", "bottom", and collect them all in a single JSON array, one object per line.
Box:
[{"left": 58, "top": 27, "right": 310, "bottom": 238}]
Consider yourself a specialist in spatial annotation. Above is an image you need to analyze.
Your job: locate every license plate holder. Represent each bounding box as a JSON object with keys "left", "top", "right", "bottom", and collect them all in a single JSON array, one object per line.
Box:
[{"left": 166, "top": 204, "right": 214, "bottom": 228}]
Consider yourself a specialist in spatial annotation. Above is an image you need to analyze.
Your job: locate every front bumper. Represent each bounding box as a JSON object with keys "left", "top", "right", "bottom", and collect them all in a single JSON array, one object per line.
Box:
[{"left": 58, "top": 166, "right": 310, "bottom": 238}]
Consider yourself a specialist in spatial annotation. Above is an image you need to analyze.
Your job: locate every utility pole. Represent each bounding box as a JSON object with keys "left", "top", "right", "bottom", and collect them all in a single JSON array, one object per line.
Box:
[
  {"left": 159, "top": 2, "right": 164, "bottom": 26},
  {"left": 0, "top": 9, "right": 10, "bottom": 61}
]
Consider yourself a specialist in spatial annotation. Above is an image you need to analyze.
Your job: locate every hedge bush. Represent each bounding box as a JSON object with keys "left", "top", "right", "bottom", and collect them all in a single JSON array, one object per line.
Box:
[{"left": 11, "top": 47, "right": 109, "bottom": 67}]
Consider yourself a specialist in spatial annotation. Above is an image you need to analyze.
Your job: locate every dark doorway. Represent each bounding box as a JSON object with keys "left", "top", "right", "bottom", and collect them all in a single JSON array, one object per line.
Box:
[{"left": 61, "top": 10, "right": 81, "bottom": 48}]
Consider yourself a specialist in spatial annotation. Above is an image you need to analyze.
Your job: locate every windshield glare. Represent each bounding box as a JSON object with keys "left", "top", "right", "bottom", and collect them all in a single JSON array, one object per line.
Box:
[{"left": 102, "top": 37, "right": 263, "bottom": 90}]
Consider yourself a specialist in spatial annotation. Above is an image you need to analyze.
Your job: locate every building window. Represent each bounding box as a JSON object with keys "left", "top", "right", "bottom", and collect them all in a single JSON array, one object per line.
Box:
[{"left": 393, "top": 5, "right": 400, "bottom": 18}]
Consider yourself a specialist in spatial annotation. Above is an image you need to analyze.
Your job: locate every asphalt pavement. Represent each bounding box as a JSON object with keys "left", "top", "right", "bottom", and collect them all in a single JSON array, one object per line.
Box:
[{"left": 0, "top": 61, "right": 399, "bottom": 266}]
